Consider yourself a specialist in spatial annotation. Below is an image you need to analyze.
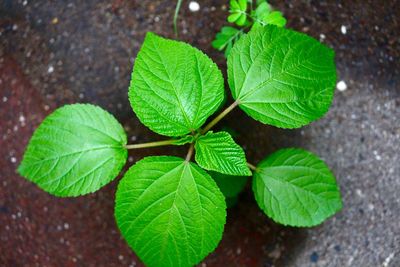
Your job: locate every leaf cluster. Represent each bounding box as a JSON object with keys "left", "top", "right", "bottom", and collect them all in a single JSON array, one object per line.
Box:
[
  {"left": 18, "top": 24, "right": 341, "bottom": 267},
  {"left": 212, "top": 0, "right": 286, "bottom": 56}
]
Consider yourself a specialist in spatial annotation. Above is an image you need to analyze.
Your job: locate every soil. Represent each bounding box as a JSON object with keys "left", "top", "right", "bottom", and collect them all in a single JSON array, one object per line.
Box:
[{"left": 1, "top": 1, "right": 399, "bottom": 266}]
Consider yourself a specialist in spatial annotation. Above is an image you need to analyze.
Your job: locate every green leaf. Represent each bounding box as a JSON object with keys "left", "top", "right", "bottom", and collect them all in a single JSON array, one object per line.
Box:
[
  {"left": 228, "top": 0, "right": 248, "bottom": 26},
  {"left": 209, "top": 171, "right": 248, "bottom": 208},
  {"left": 212, "top": 26, "right": 240, "bottom": 51},
  {"left": 18, "top": 104, "right": 127, "bottom": 197},
  {"left": 227, "top": 25, "right": 337, "bottom": 128},
  {"left": 225, "top": 196, "right": 239, "bottom": 208},
  {"left": 252, "top": 2, "right": 271, "bottom": 19},
  {"left": 129, "top": 32, "right": 224, "bottom": 137},
  {"left": 257, "top": 11, "right": 287, "bottom": 27},
  {"left": 252, "top": 148, "right": 342, "bottom": 227},
  {"left": 209, "top": 171, "right": 248, "bottom": 198},
  {"left": 195, "top": 131, "right": 251, "bottom": 176},
  {"left": 115, "top": 156, "right": 226, "bottom": 267},
  {"left": 212, "top": 27, "right": 244, "bottom": 57}
]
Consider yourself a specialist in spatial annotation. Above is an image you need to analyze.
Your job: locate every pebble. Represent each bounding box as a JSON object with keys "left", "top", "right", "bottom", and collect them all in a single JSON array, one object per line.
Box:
[
  {"left": 337, "top": 80, "right": 347, "bottom": 91},
  {"left": 383, "top": 252, "right": 395, "bottom": 267},
  {"left": 189, "top": 1, "right": 200, "bottom": 12},
  {"left": 10, "top": 157, "right": 17, "bottom": 163},
  {"left": 19, "top": 115, "right": 25, "bottom": 124},
  {"left": 341, "top": 25, "right": 347, "bottom": 34},
  {"left": 47, "top": 65, "right": 54, "bottom": 73},
  {"left": 51, "top": 17, "right": 59, "bottom": 24}
]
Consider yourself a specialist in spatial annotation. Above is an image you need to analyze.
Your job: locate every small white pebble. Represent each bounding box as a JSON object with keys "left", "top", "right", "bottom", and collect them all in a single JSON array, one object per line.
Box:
[
  {"left": 2, "top": 96, "right": 7, "bottom": 102},
  {"left": 356, "top": 188, "right": 364, "bottom": 197},
  {"left": 19, "top": 115, "right": 25, "bottom": 123},
  {"left": 337, "top": 80, "right": 347, "bottom": 91},
  {"left": 373, "top": 150, "right": 382, "bottom": 161},
  {"left": 23, "top": 0, "right": 28, "bottom": 6},
  {"left": 64, "top": 223, "right": 69, "bottom": 229},
  {"left": 319, "top": 33, "right": 326, "bottom": 41},
  {"left": 341, "top": 25, "right": 347, "bottom": 34},
  {"left": 79, "top": 93, "right": 84, "bottom": 99},
  {"left": 383, "top": 252, "right": 395, "bottom": 267},
  {"left": 44, "top": 105, "right": 50, "bottom": 111},
  {"left": 10, "top": 157, "right": 17, "bottom": 163},
  {"left": 118, "top": 255, "right": 124, "bottom": 260},
  {"left": 128, "top": 156, "right": 134, "bottom": 163},
  {"left": 47, "top": 65, "right": 54, "bottom": 73},
  {"left": 189, "top": 1, "right": 200, "bottom": 12},
  {"left": 12, "top": 24, "right": 18, "bottom": 31}
]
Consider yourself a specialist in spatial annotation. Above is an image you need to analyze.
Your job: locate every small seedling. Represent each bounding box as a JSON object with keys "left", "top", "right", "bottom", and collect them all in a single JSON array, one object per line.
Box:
[
  {"left": 212, "top": 0, "right": 286, "bottom": 56},
  {"left": 19, "top": 25, "right": 342, "bottom": 267}
]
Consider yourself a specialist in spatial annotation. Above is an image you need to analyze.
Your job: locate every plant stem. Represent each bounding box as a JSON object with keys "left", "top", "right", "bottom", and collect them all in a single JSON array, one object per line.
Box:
[
  {"left": 247, "top": 162, "right": 257, "bottom": 171},
  {"left": 185, "top": 144, "right": 194, "bottom": 162},
  {"left": 125, "top": 139, "right": 177, "bottom": 150},
  {"left": 173, "top": 0, "right": 183, "bottom": 36},
  {"left": 201, "top": 101, "right": 239, "bottom": 134}
]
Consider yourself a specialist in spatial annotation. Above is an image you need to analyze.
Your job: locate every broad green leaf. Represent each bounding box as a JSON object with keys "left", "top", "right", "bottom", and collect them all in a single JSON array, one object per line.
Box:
[
  {"left": 253, "top": 148, "right": 342, "bottom": 227},
  {"left": 195, "top": 131, "right": 251, "bottom": 176},
  {"left": 115, "top": 156, "right": 226, "bottom": 267},
  {"left": 129, "top": 32, "right": 224, "bottom": 137},
  {"left": 209, "top": 171, "right": 248, "bottom": 198},
  {"left": 227, "top": 26, "right": 337, "bottom": 128},
  {"left": 18, "top": 104, "right": 127, "bottom": 197}
]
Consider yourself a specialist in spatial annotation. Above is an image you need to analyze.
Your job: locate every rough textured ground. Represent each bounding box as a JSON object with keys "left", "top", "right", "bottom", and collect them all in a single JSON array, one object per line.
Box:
[{"left": 1, "top": 0, "right": 399, "bottom": 266}]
